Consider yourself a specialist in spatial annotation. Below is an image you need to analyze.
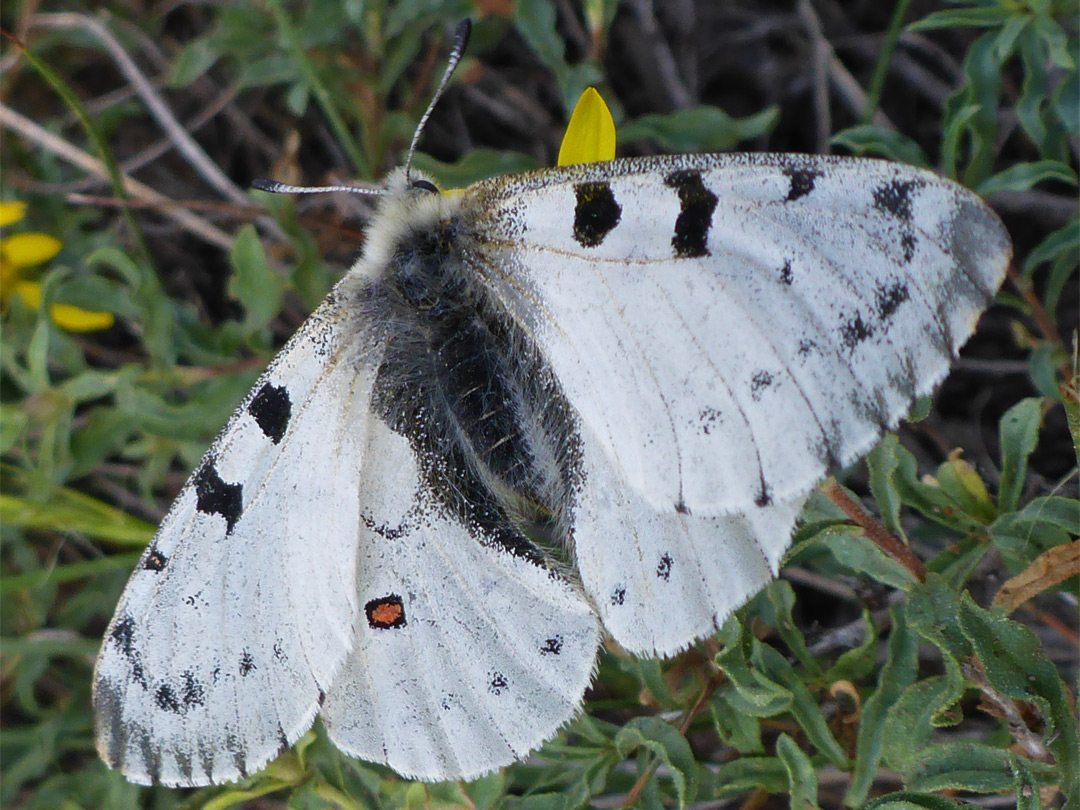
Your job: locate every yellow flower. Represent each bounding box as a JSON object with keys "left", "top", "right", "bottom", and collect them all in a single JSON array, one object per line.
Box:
[
  {"left": 557, "top": 87, "right": 616, "bottom": 166},
  {"left": 0, "top": 201, "right": 115, "bottom": 332}
]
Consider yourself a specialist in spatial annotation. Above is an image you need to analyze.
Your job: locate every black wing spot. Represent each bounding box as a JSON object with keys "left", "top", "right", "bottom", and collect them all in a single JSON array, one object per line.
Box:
[
  {"left": 182, "top": 671, "right": 206, "bottom": 708},
  {"left": 611, "top": 586, "right": 626, "bottom": 606},
  {"left": 155, "top": 683, "right": 181, "bottom": 714},
  {"left": 573, "top": 182, "right": 621, "bottom": 247},
  {"left": 657, "top": 553, "right": 674, "bottom": 581},
  {"left": 194, "top": 461, "right": 243, "bottom": 535},
  {"left": 797, "top": 339, "right": 816, "bottom": 358},
  {"left": 841, "top": 312, "right": 875, "bottom": 349},
  {"left": 489, "top": 671, "right": 508, "bottom": 695},
  {"left": 110, "top": 614, "right": 136, "bottom": 658},
  {"left": 779, "top": 259, "right": 794, "bottom": 285},
  {"left": 248, "top": 383, "right": 291, "bottom": 444},
  {"left": 750, "top": 370, "right": 774, "bottom": 401},
  {"left": 540, "top": 636, "right": 563, "bottom": 655},
  {"left": 665, "top": 170, "right": 718, "bottom": 258},
  {"left": 875, "top": 281, "right": 910, "bottom": 322},
  {"left": 142, "top": 547, "right": 168, "bottom": 571},
  {"left": 698, "top": 406, "right": 721, "bottom": 435},
  {"left": 365, "top": 594, "right": 407, "bottom": 629},
  {"left": 273, "top": 640, "right": 288, "bottom": 662},
  {"left": 873, "top": 179, "right": 922, "bottom": 222},
  {"left": 900, "top": 231, "right": 918, "bottom": 263},
  {"left": 783, "top": 168, "right": 820, "bottom": 202},
  {"left": 675, "top": 498, "right": 691, "bottom": 516},
  {"left": 239, "top": 651, "right": 256, "bottom": 677}
]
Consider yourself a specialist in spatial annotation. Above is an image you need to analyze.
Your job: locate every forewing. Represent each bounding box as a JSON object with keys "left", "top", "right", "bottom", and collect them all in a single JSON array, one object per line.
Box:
[
  {"left": 464, "top": 154, "right": 1010, "bottom": 653},
  {"left": 321, "top": 418, "right": 601, "bottom": 781},
  {"left": 467, "top": 154, "right": 1011, "bottom": 514},
  {"left": 93, "top": 285, "right": 383, "bottom": 786}
]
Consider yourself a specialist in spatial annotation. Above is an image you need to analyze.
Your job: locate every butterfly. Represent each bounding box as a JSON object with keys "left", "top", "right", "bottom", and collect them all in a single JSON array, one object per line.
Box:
[{"left": 93, "top": 19, "right": 1011, "bottom": 786}]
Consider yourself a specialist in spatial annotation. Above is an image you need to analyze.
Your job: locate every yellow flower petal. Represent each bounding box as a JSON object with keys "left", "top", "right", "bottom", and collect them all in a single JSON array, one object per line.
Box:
[
  {"left": 49, "top": 303, "right": 116, "bottom": 332},
  {"left": 1, "top": 232, "right": 63, "bottom": 269},
  {"left": 0, "top": 201, "right": 27, "bottom": 227},
  {"left": 13, "top": 279, "right": 43, "bottom": 307},
  {"left": 558, "top": 87, "right": 616, "bottom": 166},
  {"left": 13, "top": 280, "right": 115, "bottom": 332}
]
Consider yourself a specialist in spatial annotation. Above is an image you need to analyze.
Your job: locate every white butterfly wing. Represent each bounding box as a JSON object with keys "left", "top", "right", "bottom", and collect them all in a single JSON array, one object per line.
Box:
[
  {"left": 321, "top": 418, "right": 600, "bottom": 781},
  {"left": 465, "top": 154, "right": 1010, "bottom": 653},
  {"left": 574, "top": 420, "right": 806, "bottom": 655},
  {"left": 93, "top": 284, "right": 382, "bottom": 786}
]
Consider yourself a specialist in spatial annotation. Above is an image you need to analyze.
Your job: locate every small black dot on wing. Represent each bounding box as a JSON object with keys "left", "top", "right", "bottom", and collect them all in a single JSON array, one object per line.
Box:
[
  {"left": 782, "top": 167, "right": 821, "bottom": 202},
  {"left": 489, "top": 671, "right": 508, "bottom": 695},
  {"left": 540, "top": 636, "right": 563, "bottom": 655},
  {"left": 657, "top": 553, "right": 673, "bottom": 581}
]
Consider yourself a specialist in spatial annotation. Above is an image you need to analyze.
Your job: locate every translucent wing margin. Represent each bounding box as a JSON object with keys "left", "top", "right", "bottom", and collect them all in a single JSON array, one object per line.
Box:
[{"left": 93, "top": 283, "right": 383, "bottom": 786}]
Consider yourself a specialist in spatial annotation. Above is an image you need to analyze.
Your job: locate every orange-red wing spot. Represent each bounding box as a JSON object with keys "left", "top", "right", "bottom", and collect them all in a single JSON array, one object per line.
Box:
[{"left": 365, "top": 595, "right": 407, "bottom": 629}]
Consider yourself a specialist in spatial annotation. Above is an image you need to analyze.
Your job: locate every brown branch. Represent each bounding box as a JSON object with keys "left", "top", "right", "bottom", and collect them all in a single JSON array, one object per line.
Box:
[
  {"left": 620, "top": 675, "right": 722, "bottom": 808},
  {"left": 820, "top": 478, "right": 927, "bottom": 583},
  {"left": 1008, "top": 264, "right": 1062, "bottom": 345}
]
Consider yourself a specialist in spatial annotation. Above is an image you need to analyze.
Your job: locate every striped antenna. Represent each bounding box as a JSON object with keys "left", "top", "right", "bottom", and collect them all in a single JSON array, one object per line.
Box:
[
  {"left": 250, "top": 179, "right": 381, "bottom": 196},
  {"left": 405, "top": 18, "right": 472, "bottom": 183},
  {"left": 252, "top": 19, "right": 472, "bottom": 197}
]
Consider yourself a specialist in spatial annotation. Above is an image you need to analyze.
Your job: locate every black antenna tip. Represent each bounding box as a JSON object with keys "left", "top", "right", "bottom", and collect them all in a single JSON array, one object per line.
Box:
[
  {"left": 251, "top": 179, "right": 283, "bottom": 193},
  {"left": 455, "top": 18, "right": 472, "bottom": 45}
]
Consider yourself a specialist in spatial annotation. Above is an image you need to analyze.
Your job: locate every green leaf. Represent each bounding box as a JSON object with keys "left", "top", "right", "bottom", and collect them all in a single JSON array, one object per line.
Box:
[
  {"left": 412, "top": 149, "right": 540, "bottom": 188},
  {"left": 934, "top": 454, "right": 996, "bottom": 524},
  {"left": 716, "top": 625, "right": 792, "bottom": 716},
  {"left": 824, "top": 608, "right": 878, "bottom": 683},
  {"left": 0, "top": 487, "right": 154, "bottom": 547},
  {"left": 904, "top": 741, "right": 1033, "bottom": 794},
  {"left": 710, "top": 693, "right": 764, "bottom": 753},
  {"left": 801, "top": 524, "right": 916, "bottom": 590},
  {"left": 959, "top": 594, "right": 1079, "bottom": 798},
  {"left": 621, "top": 106, "right": 779, "bottom": 152},
  {"left": 863, "top": 791, "right": 968, "bottom": 810},
  {"left": 756, "top": 645, "right": 849, "bottom": 769},
  {"left": 712, "top": 756, "right": 789, "bottom": 798},
  {"left": 867, "top": 434, "right": 907, "bottom": 540},
  {"left": 0, "top": 404, "right": 29, "bottom": 452},
  {"left": 228, "top": 224, "right": 285, "bottom": 336},
  {"left": 906, "top": 7, "right": 1014, "bottom": 32},
  {"left": 977, "top": 160, "right": 1078, "bottom": 195},
  {"left": 1010, "top": 754, "right": 1041, "bottom": 810},
  {"left": 514, "top": 0, "right": 570, "bottom": 109},
  {"left": 170, "top": 36, "right": 222, "bottom": 87},
  {"left": 845, "top": 604, "right": 918, "bottom": 806},
  {"left": 614, "top": 716, "right": 697, "bottom": 806},
  {"left": 831, "top": 125, "right": 930, "bottom": 166},
  {"left": 765, "top": 581, "right": 822, "bottom": 676},
  {"left": 997, "top": 398, "right": 1044, "bottom": 513},
  {"left": 776, "top": 734, "right": 819, "bottom": 810},
  {"left": 906, "top": 575, "right": 971, "bottom": 659}
]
